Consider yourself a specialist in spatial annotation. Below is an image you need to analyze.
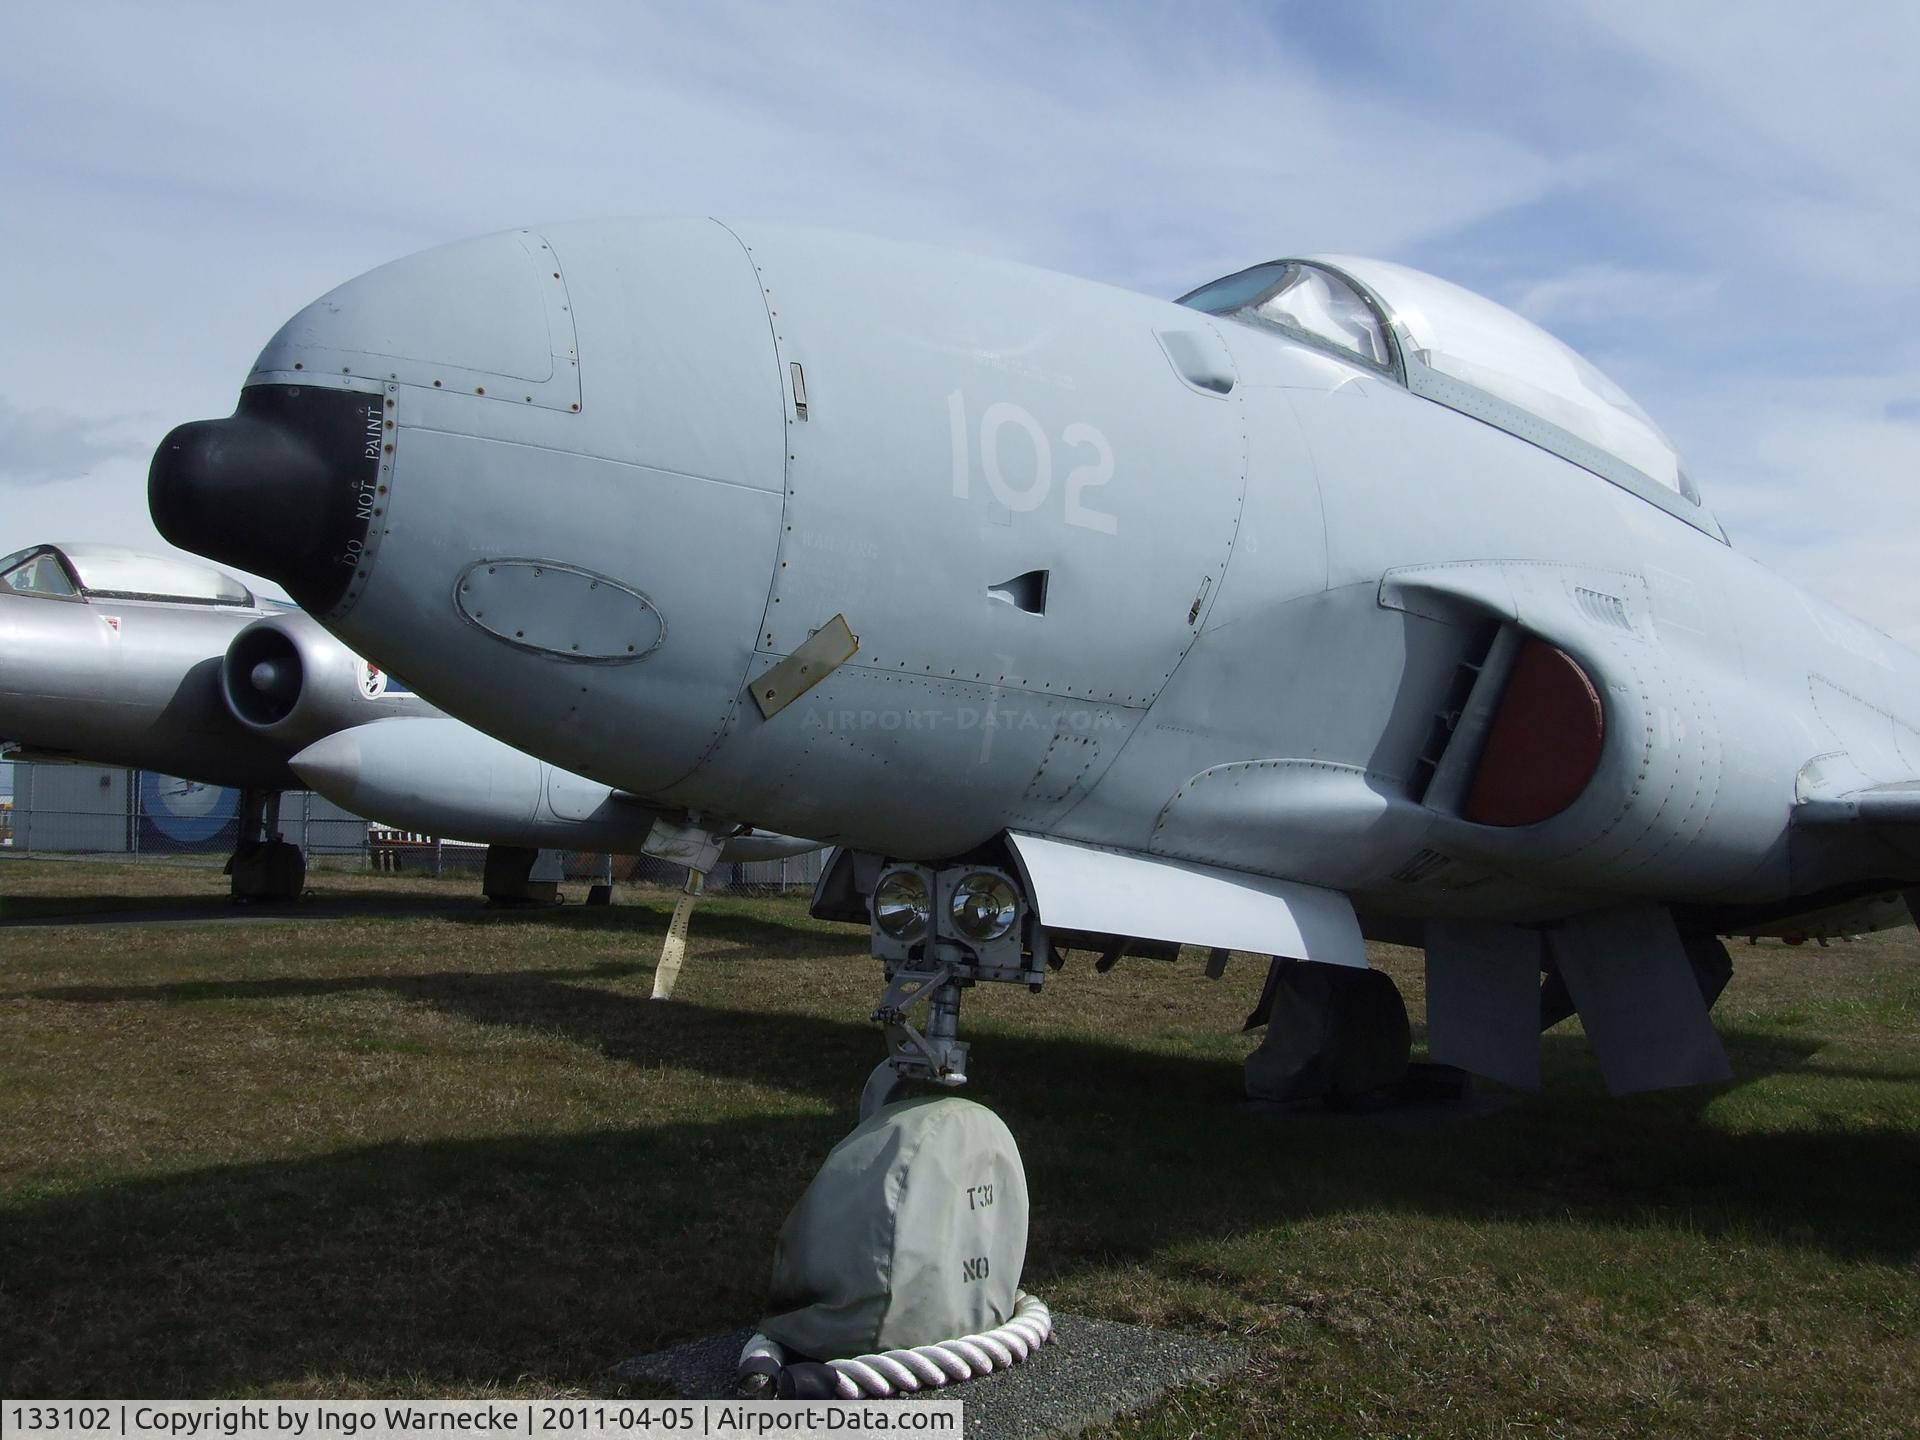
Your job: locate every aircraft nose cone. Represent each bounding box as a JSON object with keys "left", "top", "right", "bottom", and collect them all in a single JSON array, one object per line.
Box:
[
  {"left": 150, "top": 384, "right": 389, "bottom": 614},
  {"left": 288, "top": 730, "right": 363, "bottom": 806},
  {"left": 150, "top": 413, "right": 321, "bottom": 587}
]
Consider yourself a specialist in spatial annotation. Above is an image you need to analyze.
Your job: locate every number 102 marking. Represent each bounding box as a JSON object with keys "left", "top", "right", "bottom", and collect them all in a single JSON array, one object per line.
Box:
[{"left": 948, "top": 391, "right": 1118, "bottom": 535}]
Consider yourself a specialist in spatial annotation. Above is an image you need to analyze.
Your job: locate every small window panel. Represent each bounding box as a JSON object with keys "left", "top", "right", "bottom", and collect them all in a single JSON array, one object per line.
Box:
[
  {"left": 1179, "top": 262, "right": 1392, "bottom": 373},
  {"left": 1249, "top": 266, "right": 1392, "bottom": 369},
  {"left": 1, "top": 550, "right": 80, "bottom": 598},
  {"left": 1175, "top": 263, "right": 1292, "bottom": 317}
]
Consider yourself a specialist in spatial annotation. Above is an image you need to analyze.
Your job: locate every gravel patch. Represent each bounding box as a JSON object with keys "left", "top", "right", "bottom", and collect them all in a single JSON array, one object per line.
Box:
[{"left": 618, "top": 1312, "right": 1250, "bottom": 1440}]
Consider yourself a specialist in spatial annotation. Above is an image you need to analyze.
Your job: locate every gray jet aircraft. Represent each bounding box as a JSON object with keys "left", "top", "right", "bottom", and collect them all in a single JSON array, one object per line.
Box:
[
  {"left": 0, "top": 540, "right": 812, "bottom": 934},
  {"left": 147, "top": 222, "right": 1920, "bottom": 1108}
]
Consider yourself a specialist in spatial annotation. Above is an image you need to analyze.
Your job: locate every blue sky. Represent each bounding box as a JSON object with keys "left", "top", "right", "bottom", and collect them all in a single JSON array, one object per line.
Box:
[{"left": 1, "top": 0, "right": 1917, "bottom": 660}]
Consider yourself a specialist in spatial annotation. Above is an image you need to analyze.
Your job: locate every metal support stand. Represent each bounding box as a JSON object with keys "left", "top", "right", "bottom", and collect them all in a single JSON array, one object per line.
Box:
[
  {"left": 237, "top": 786, "right": 263, "bottom": 846},
  {"left": 482, "top": 844, "right": 560, "bottom": 905},
  {"left": 588, "top": 852, "right": 615, "bottom": 906}
]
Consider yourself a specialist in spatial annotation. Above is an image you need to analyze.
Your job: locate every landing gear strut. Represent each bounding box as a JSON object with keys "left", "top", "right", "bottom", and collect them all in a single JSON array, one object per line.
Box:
[
  {"left": 227, "top": 787, "right": 304, "bottom": 902},
  {"left": 860, "top": 862, "right": 1046, "bottom": 1120},
  {"left": 862, "top": 962, "right": 971, "bottom": 1117},
  {"left": 481, "top": 845, "right": 563, "bottom": 906}
]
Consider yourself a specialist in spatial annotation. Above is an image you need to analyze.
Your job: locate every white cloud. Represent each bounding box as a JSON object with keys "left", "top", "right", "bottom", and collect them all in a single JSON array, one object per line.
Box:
[
  {"left": 0, "top": 0, "right": 1914, "bottom": 648},
  {"left": 1652, "top": 372, "right": 1920, "bottom": 646},
  {"left": 0, "top": 397, "right": 150, "bottom": 485},
  {"left": 1512, "top": 265, "right": 1724, "bottom": 331}
]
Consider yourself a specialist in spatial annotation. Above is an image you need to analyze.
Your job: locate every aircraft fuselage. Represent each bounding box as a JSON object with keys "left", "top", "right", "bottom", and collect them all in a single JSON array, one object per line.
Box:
[
  {"left": 0, "top": 587, "right": 297, "bottom": 789},
  {"left": 148, "top": 221, "right": 1920, "bottom": 933}
]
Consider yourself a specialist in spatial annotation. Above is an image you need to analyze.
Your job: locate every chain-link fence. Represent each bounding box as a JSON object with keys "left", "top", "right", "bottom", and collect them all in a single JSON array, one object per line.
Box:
[
  {"left": 3, "top": 760, "right": 824, "bottom": 894},
  {"left": 6, "top": 765, "right": 368, "bottom": 859}
]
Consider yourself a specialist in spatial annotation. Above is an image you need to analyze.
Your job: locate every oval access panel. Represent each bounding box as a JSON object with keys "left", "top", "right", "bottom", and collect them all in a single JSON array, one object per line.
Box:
[{"left": 455, "top": 559, "right": 664, "bottom": 663}]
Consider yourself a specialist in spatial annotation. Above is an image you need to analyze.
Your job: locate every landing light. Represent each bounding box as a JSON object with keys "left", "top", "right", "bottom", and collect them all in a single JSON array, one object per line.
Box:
[
  {"left": 950, "top": 872, "right": 1019, "bottom": 942},
  {"left": 874, "top": 870, "right": 931, "bottom": 940}
]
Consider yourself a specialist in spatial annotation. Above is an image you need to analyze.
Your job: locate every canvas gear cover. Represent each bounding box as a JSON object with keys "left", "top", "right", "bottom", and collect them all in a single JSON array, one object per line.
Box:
[
  {"left": 1244, "top": 958, "right": 1410, "bottom": 1103},
  {"left": 759, "top": 1096, "right": 1028, "bottom": 1360}
]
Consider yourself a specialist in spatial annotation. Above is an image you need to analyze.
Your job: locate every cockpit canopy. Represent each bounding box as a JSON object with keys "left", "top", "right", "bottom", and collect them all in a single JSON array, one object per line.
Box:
[
  {"left": 1178, "top": 256, "right": 1712, "bottom": 534},
  {"left": 0, "top": 543, "right": 257, "bottom": 606}
]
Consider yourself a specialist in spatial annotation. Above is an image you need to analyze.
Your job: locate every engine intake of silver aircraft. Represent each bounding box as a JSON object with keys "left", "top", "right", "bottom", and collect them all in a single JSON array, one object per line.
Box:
[
  {"left": 218, "top": 616, "right": 380, "bottom": 750},
  {"left": 224, "top": 624, "right": 304, "bottom": 728}
]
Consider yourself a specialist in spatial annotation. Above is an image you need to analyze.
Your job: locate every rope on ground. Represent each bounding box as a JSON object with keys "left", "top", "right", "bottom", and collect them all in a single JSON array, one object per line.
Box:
[{"left": 737, "top": 1291, "right": 1053, "bottom": 1398}]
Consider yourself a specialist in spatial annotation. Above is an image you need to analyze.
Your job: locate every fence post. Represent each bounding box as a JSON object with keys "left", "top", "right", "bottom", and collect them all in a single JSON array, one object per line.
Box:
[{"left": 130, "top": 769, "right": 141, "bottom": 858}]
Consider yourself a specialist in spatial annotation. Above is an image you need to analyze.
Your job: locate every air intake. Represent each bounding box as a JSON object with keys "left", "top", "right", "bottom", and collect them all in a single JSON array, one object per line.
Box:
[
  {"left": 988, "top": 570, "right": 1049, "bottom": 615},
  {"left": 224, "top": 624, "right": 304, "bottom": 727}
]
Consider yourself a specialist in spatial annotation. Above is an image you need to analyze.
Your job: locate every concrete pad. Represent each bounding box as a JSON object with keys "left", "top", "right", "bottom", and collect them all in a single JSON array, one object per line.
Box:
[{"left": 617, "top": 1313, "right": 1249, "bottom": 1440}]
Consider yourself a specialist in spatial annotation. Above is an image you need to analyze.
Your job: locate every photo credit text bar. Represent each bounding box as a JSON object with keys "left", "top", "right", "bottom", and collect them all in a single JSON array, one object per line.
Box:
[{"left": 3, "top": 1402, "right": 962, "bottom": 1440}]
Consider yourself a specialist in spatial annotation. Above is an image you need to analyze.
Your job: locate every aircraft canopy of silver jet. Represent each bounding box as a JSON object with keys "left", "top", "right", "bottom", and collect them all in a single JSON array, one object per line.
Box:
[{"left": 2, "top": 542, "right": 262, "bottom": 608}]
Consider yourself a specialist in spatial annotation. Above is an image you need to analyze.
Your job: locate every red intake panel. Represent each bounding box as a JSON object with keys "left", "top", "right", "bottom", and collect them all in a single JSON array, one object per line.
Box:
[{"left": 1462, "top": 638, "right": 1605, "bottom": 827}]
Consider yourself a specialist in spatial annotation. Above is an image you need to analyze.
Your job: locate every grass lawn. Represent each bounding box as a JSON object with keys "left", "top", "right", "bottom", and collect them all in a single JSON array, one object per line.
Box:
[{"left": 1, "top": 857, "right": 1915, "bottom": 1437}]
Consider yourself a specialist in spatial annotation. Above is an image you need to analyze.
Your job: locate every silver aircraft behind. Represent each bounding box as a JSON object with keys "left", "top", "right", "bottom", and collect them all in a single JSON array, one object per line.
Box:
[
  {"left": 148, "top": 221, "right": 1920, "bottom": 1106},
  {"left": 0, "top": 541, "right": 813, "bottom": 923}
]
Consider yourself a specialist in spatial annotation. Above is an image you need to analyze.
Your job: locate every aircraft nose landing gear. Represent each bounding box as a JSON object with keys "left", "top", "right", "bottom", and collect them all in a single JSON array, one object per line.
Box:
[
  {"left": 863, "top": 962, "right": 971, "bottom": 1116},
  {"left": 860, "top": 862, "right": 1049, "bottom": 1119}
]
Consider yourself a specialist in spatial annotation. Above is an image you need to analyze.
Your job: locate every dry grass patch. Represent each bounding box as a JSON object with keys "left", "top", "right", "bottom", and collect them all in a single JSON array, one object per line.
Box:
[{"left": 1, "top": 859, "right": 1915, "bottom": 1436}]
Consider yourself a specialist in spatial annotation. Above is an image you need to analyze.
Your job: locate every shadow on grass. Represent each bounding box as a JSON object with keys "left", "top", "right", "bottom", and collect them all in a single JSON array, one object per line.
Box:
[
  {"left": 12, "top": 960, "right": 1920, "bottom": 1396},
  {"left": 0, "top": 890, "right": 486, "bottom": 927},
  {"left": 1, "top": 889, "right": 850, "bottom": 957},
  {"left": 439, "top": 895, "right": 862, "bottom": 957}
]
